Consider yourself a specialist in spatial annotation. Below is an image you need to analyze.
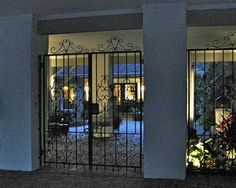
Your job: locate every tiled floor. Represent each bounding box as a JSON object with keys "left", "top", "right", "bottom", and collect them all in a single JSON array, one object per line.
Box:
[{"left": 44, "top": 119, "right": 143, "bottom": 168}]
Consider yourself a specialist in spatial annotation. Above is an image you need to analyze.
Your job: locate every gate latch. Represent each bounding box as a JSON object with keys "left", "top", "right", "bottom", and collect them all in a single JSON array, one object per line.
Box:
[{"left": 92, "top": 103, "right": 99, "bottom": 115}]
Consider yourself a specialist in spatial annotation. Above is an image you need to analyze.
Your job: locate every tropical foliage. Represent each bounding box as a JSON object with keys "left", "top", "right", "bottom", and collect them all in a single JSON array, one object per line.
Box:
[{"left": 188, "top": 62, "right": 236, "bottom": 170}]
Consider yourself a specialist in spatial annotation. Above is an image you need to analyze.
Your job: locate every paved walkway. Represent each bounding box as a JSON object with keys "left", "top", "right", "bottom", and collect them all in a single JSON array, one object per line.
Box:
[{"left": 0, "top": 168, "right": 236, "bottom": 188}]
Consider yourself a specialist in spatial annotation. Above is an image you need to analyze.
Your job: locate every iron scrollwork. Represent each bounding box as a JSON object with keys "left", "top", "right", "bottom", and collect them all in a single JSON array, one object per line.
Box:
[
  {"left": 50, "top": 36, "right": 140, "bottom": 54},
  {"left": 44, "top": 40, "right": 143, "bottom": 171},
  {"left": 206, "top": 32, "right": 236, "bottom": 49},
  {"left": 91, "top": 36, "right": 140, "bottom": 52},
  {"left": 50, "top": 39, "right": 89, "bottom": 54}
]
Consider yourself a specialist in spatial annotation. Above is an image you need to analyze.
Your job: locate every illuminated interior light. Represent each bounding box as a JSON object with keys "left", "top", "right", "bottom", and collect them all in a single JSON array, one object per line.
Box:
[
  {"left": 84, "top": 83, "right": 89, "bottom": 101},
  {"left": 141, "top": 85, "right": 145, "bottom": 92},
  {"left": 50, "top": 75, "right": 55, "bottom": 100}
]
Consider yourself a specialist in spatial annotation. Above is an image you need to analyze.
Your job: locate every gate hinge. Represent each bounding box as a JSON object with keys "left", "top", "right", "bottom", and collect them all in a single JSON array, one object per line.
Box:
[
  {"left": 39, "top": 149, "right": 44, "bottom": 157},
  {"left": 38, "top": 55, "right": 44, "bottom": 70}
]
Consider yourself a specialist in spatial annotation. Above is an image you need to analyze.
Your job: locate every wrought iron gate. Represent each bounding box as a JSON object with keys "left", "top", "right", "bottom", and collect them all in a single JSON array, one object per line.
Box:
[
  {"left": 187, "top": 33, "right": 236, "bottom": 174},
  {"left": 39, "top": 39, "right": 143, "bottom": 171}
]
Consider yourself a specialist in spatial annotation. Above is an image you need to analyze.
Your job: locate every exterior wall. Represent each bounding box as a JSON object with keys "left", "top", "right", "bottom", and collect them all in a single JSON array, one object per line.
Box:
[
  {"left": 0, "top": 0, "right": 236, "bottom": 180},
  {"left": 143, "top": 2, "right": 187, "bottom": 179},
  {"left": 0, "top": 15, "right": 47, "bottom": 171},
  {"left": 1, "top": 0, "right": 236, "bottom": 18}
]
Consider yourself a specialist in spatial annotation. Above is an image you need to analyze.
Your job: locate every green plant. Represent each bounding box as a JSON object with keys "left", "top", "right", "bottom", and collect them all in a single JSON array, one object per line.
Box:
[
  {"left": 188, "top": 114, "right": 236, "bottom": 169},
  {"left": 195, "top": 63, "right": 234, "bottom": 130},
  {"left": 215, "top": 113, "right": 236, "bottom": 144},
  {"left": 187, "top": 139, "right": 212, "bottom": 168}
]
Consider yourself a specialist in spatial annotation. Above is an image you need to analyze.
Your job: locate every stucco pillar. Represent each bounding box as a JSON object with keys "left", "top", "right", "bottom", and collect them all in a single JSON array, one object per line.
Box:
[
  {"left": 143, "top": 2, "right": 187, "bottom": 179},
  {"left": 0, "top": 15, "right": 48, "bottom": 171}
]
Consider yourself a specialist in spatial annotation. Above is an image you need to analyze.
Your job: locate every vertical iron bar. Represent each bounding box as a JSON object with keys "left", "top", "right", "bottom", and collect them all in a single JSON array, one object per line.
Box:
[
  {"left": 95, "top": 54, "right": 98, "bottom": 134},
  {"left": 223, "top": 50, "right": 225, "bottom": 118},
  {"left": 62, "top": 55, "right": 65, "bottom": 168},
  {"left": 213, "top": 50, "right": 216, "bottom": 137},
  {"left": 139, "top": 52, "right": 143, "bottom": 170},
  {"left": 43, "top": 55, "right": 47, "bottom": 165},
  {"left": 88, "top": 53, "right": 93, "bottom": 170},
  {"left": 93, "top": 54, "right": 97, "bottom": 170},
  {"left": 213, "top": 50, "right": 218, "bottom": 166},
  {"left": 111, "top": 52, "right": 115, "bottom": 170},
  {"left": 95, "top": 54, "right": 98, "bottom": 169},
  {"left": 103, "top": 53, "right": 106, "bottom": 169},
  {"left": 194, "top": 50, "right": 197, "bottom": 133},
  {"left": 38, "top": 55, "right": 42, "bottom": 167},
  {"left": 192, "top": 50, "right": 197, "bottom": 170},
  {"left": 232, "top": 50, "right": 235, "bottom": 114},
  {"left": 134, "top": 52, "right": 137, "bottom": 134},
  {"left": 117, "top": 53, "right": 120, "bottom": 135},
  {"left": 187, "top": 50, "right": 191, "bottom": 165},
  {"left": 232, "top": 50, "right": 236, "bottom": 158},
  {"left": 82, "top": 54, "right": 86, "bottom": 167},
  {"left": 231, "top": 50, "right": 234, "bottom": 159},
  {"left": 222, "top": 50, "right": 225, "bottom": 171},
  {"left": 75, "top": 54, "right": 78, "bottom": 169},
  {"left": 55, "top": 55, "right": 58, "bottom": 167},
  {"left": 114, "top": 53, "right": 117, "bottom": 168},
  {"left": 230, "top": 50, "right": 235, "bottom": 166},
  {"left": 66, "top": 54, "right": 70, "bottom": 164},
  {"left": 117, "top": 53, "right": 120, "bottom": 170},
  {"left": 214, "top": 50, "right": 220, "bottom": 167},
  {"left": 203, "top": 50, "right": 206, "bottom": 168},
  {"left": 125, "top": 52, "right": 128, "bottom": 171},
  {"left": 83, "top": 54, "right": 85, "bottom": 132}
]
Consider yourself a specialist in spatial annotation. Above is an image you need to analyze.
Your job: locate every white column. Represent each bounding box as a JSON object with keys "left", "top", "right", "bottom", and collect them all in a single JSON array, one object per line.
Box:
[
  {"left": 143, "top": 2, "right": 187, "bottom": 179},
  {"left": 0, "top": 15, "right": 48, "bottom": 171}
]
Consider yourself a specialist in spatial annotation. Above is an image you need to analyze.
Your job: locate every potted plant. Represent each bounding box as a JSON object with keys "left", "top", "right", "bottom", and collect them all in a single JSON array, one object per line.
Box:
[{"left": 48, "top": 112, "right": 75, "bottom": 136}]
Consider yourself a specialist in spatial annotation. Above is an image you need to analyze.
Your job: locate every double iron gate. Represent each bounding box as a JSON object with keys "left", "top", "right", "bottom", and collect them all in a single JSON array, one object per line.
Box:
[{"left": 39, "top": 50, "right": 143, "bottom": 171}]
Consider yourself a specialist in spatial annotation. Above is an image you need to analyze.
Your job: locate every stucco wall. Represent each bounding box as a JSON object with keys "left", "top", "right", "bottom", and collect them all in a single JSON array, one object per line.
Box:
[
  {"left": 0, "top": 15, "right": 33, "bottom": 170},
  {"left": 0, "top": 15, "right": 47, "bottom": 171},
  {"left": 143, "top": 2, "right": 187, "bottom": 179}
]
